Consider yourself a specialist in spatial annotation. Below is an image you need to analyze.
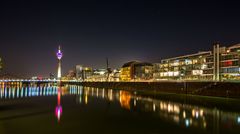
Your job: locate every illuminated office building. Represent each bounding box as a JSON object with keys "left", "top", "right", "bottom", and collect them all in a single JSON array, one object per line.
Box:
[
  {"left": 153, "top": 51, "right": 212, "bottom": 80},
  {"left": 153, "top": 43, "right": 240, "bottom": 81},
  {"left": 120, "top": 61, "right": 136, "bottom": 81},
  {"left": 219, "top": 44, "right": 240, "bottom": 80}
]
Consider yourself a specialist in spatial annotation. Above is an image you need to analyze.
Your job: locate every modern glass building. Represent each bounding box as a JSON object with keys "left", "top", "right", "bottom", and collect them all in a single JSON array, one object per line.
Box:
[
  {"left": 153, "top": 51, "right": 212, "bottom": 80},
  {"left": 219, "top": 44, "right": 240, "bottom": 80},
  {"left": 153, "top": 43, "right": 240, "bottom": 81}
]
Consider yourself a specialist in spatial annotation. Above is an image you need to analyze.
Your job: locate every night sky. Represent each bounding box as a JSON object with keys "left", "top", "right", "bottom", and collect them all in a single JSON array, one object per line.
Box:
[{"left": 0, "top": 0, "right": 240, "bottom": 77}]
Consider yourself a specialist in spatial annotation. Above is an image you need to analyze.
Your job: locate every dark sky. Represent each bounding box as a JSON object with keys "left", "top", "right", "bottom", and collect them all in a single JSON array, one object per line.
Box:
[{"left": 0, "top": 0, "right": 240, "bottom": 77}]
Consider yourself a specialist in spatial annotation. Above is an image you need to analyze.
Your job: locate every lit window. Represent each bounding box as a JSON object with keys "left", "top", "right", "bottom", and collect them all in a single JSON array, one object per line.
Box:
[{"left": 185, "top": 59, "right": 192, "bottom": 65}]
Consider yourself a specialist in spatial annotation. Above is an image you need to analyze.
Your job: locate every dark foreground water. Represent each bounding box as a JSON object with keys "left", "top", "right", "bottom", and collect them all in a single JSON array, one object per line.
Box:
[{"left": 0, "top": 83, "right": 240, "bottom": 134}]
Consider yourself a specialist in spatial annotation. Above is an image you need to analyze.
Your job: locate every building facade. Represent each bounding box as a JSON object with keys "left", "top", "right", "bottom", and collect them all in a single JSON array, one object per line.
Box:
[
  {"left": 75, "top": 65, "right": 93, "bottom": 80},
  {"left": 85, "top": 69, "right": 108, "bottom": 81},
  {"left": 153, "top": 51, "right": 212, "bottom": 80},
  {"left": 219, "top": 44, "right": 240, "bottom": 80},
  {"left": 153, "top": 43, "right": 240, "bottom": 81},
  {"left": 134, "top": 63, "right": 153, "bottom": 80},
  {"left": 120, "top": 61, "right": 136, "bottom": 81},
  {"left": 109, "top": 69, "right": 120, "bottom": 81},
  {"left": 120, "top": 61, "right": 153, "bottom": 81}
]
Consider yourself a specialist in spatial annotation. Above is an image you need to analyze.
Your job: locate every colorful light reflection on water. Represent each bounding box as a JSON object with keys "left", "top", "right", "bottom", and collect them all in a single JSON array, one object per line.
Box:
[
  {"left": 0, "top": 82, "right": 240, "bottom": 133},
  {"left": 55, "top": 86, "right": 62, "bottom": 122}
]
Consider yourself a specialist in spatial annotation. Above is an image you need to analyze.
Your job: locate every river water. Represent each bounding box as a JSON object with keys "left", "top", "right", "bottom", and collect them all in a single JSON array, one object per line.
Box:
[{"left": 0, "top": 82, "right": 239, "bottom": 134}]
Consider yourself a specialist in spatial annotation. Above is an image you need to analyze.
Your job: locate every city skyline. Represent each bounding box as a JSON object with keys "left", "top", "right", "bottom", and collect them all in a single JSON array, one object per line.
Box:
[
  {"left": 0, "top": 0, "right": 240, "bottom": 77},
  {"left": 0, "top": 1, "right": 240, "bottom": 133}
]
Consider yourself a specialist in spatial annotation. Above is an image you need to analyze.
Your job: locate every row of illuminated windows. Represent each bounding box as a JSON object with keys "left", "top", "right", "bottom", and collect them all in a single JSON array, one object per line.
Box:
[
  {"left": 221, "top": 68, "right": 240, "bottom": 73},
  {"left": 229, "top": 48, "right": 240, "bottom": 53},
  {"left": 145, "top": 67, "right": 240, "bottom": 75},
  {"left": 160, "top": 64, "right": 209, "bottom": 71},
  {"left": 121, "top": 67, "right": 131, "bottom": 71},
  {"left": 220, "top": 61, "right": 239, "bottom": 67},
  {"left": 158, "top": 70, "right": 205, "bottom": 77},
  {"left": 159, "top": 71, "right": 180, "bottom": 77},
  {"left": 203, "top": 69, "right": 213, "bottom": 74},
  {"left": 220, "top": 54, "right": 239, "bottom": 61},
  {"left": 161, "top": 59, "right": 207, "bottom": 67}
]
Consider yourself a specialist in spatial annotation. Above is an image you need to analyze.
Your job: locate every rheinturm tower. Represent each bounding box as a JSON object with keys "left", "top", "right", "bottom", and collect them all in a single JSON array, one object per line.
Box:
[{"left": 56, "top": 46, "right": 63, "bottom": 79}]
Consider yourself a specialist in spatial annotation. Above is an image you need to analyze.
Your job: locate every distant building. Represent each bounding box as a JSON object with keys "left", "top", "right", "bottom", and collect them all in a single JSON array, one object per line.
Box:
[
  {"left": 66, "top": 70, "right": 76, "bottom": 79},
  {"left": 120, "top": 61, "right": 153, "bottom": 81},
  {"left": 85, "top": 69, "right": 108, "bottom": 81},
  {"left": 75, "top": 65, "right": 93, "bottom": 80},
  {"left": 93, "top": 69, "right": 108, "bottom": 76},
  {"left": 134, "top": 62, "right": 153, "bottom": 80},
  {"left": 120, "top": 61, "right": 136, "bottom": 81},
  {"left": 153, "top": 43, "right": 240, "bottom": 81},
  {"left": 76, "top": 65, "right": 83, "bottom": 78},
  {"left": 85, "top": 69, "right": 121, "bottom": 82},
  {"left": 109, "top": 69, "right": 121, "bottom": 81}
]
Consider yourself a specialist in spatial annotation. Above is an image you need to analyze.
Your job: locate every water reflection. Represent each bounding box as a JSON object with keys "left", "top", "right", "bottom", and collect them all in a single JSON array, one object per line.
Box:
[
  {"left": 55, "top": 86, "right": 62, "bottom": 122},
  {"left": 119, "top": 91, "right": 131, "bottom": 110},
  {"left": 0, "top": 82, "right": 240, "bottom": 133},
  {"left": 0, "top": 83, "right": 58, "bottom": 99},
  {"left": 68, "top": 86, "right": 240, "bottom": 133}
]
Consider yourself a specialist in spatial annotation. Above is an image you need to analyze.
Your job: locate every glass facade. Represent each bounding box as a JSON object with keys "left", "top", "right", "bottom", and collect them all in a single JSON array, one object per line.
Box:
[
  {"left": 153, "top": 44, "right": 240, "bottom": 81},
  {"left": 154, "top": 52, "right": 213, "bottom": 80}
]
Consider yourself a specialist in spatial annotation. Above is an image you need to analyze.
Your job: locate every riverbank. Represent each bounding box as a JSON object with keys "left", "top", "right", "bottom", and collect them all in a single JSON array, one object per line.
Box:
[{"left": 77, "top": 81, "right": 240, "bottom": 99}]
